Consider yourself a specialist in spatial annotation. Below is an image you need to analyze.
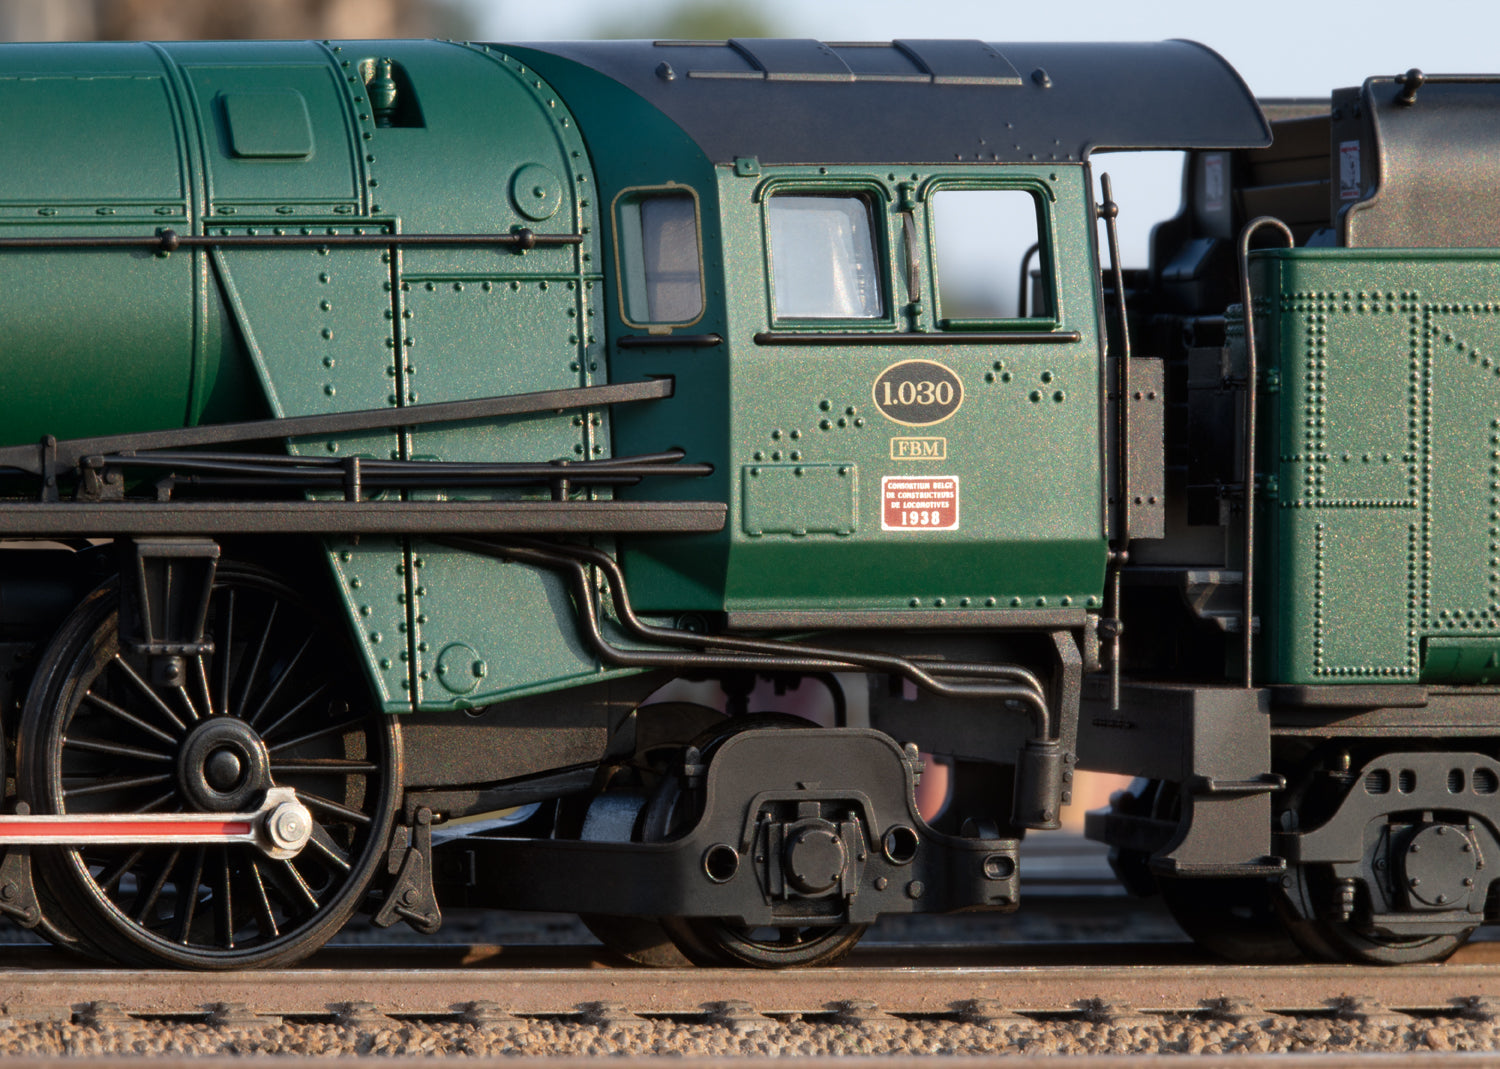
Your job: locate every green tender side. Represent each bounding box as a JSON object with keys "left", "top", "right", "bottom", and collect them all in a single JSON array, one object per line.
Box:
[{"left": 1258, "top": 247, "right": 1500, "bottom": 685}]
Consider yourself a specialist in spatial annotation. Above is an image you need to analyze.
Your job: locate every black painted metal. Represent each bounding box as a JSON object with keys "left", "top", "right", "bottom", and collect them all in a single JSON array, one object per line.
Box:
[
  {"left": 112, "top": 450, "right": 711, "bottom": 502},
  {"left": 1283, "top": 750, "right": 1500, "bottom": 938},
  {"left": 518, "top": 40, "right": 1271, "bottom": 165},
  {"left": 440, "top": 727, "right": 1021, "bottom": 922},
  {"left": 754, "top": 330, "right": 1082, "bottom": 346},
  {"left": 0, "top": 379, "right": 675, "bottom": 478},
  {"left": 444, "top": 536, "right": 1076, "bottom": 830},
  {"left": 0, "top": 500, "right": 727, "bottom": 537},
  {"left": 616, "top": 334, "right": 724, "bottom": 349},
  {"left": 0, "top": 228, "right": 581, "bottom": 253}
]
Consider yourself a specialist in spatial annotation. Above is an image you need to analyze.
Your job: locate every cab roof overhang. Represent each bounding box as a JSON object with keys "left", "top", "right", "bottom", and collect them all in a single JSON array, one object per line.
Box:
[{"left": 514, "top": 38, "right": 1272, "bottom": 166}]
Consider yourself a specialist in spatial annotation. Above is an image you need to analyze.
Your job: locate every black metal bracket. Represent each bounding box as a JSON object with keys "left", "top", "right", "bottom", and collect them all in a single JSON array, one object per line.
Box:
[
  {"left": 374, "top": 807, "right": 442, "bottom": 935},
  {"left": 119, "top": 538, "right": 220, "bottom": 687},
  {"left": 616, "top": 334, "right": 723, "bottom": 349},
  {"left": 0, "top": 841, "right": 41, "bottom": 928}
]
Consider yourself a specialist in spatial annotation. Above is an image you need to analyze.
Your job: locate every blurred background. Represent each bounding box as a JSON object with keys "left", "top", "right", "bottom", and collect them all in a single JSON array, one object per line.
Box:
[{"left": 0, "top": 0, "right": 1492, "bottom": 826}]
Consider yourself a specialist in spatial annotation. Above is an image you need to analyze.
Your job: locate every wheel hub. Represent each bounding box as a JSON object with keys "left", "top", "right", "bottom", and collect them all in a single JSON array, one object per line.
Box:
[
  {"left": 178, "top": 719, "right": 270, "bottom": 812},
  {"left": 784, "top": 819, "right": 847, "bottom": 895},
  {"left": 1401, "top": 822, "right": 1481, "bottom": 909}
]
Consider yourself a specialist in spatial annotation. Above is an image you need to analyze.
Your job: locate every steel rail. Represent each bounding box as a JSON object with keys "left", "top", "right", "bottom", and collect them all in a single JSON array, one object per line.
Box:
[{"left": 0, "top": 942, "right": 1497, "bottom": 1017}]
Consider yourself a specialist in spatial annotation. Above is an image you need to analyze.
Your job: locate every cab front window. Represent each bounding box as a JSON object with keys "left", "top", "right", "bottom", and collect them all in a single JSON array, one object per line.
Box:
[
  {"left": 931, "top": 187, "right": 1054, "bottom": 327},
  {"left": 767, "top": 194, "right": 884, "bottom": 321}
]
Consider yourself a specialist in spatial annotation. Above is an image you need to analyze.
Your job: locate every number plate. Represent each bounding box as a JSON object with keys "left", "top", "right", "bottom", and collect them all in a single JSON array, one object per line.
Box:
[{"left": 881, "top": 475, "right": 959, "bottom": 531}]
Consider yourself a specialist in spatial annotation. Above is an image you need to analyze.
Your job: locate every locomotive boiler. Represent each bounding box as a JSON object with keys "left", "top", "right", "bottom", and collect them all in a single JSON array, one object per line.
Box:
[{"left": 0, "top": 36, "right": 1494, "bottom": 970}]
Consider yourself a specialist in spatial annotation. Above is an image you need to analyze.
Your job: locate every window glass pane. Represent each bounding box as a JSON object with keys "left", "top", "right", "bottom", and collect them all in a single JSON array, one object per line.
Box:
[
  {"left": 933, "top": 189, "right": 1050, "bottom": 320},
  {"left": 768, "top": 195, "right": 883, "bottom": 319},
  {"left": 619, "top": 191, "right": 703, "bottom": 324}
]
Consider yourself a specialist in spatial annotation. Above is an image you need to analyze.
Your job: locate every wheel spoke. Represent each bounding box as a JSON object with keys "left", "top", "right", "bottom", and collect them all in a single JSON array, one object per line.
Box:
[
  {"left": 173, "top": 847, "right": 206, "bottom": 945},
  {"left": 213, "top": 846, "right": 235, "bottom": 949},
  {"left": 217, "top": 589, "right": 235, "bottom": 719},
  {"left": 133, "top": 849, "right": 181, "bottom": 925},
  {"left": 246, "top": 860, "right": 280, "bottom": 939},
  {"left": 194, "top": 653, "right": 215, "bottom": 719},
  {"left": 80, "top": 690, "right": 178, "bottom": 747},
  {"left": 64, "top": 773, "right": 172, "bottom": 799},
  {"left": 256, "top": 683, "right": 331, "bottom": 744},
  {"left": 270, "top": 759, "right": 378, "bottom": 774},
  {"left": 267, "top": 858, "right": 320, "bottom": 913},
  {"left": 95, "top": 847, "right": 147, "bottom": 894},
  {"left": 234, "top": 601, "right": 278, "bottom": 721},
  {"left": 174, "top": 684, "right": 201, "bottom": 724},
  {"left": 246, "top": 632, "right": 315, "bottom": 729},
  {"left": 294, "top": 789, "right": 373, "bottom": 827},
  {"left": 135, "top": 789, "right": 179, "bottom": 814},
  {"left": 62, "top": 735, "right": 172, "bottom": 764},
  {"left": 305, "top": 823, "right": 352, "bottom": 873},
  {"left": 269, "top": 718, "right": 366, "bottom": 755},
  {"left": 110, "top": 655, "right": 190, "bottom": 731}
]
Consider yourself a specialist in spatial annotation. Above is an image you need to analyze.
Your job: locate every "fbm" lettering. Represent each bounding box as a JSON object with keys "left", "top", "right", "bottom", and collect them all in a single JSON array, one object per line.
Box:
[{"left": 890, "top": 437, "right": 947, "bottom": 460}]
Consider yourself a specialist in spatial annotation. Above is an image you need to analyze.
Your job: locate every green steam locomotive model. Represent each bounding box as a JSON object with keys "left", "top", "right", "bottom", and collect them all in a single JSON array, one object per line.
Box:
[{"left": 0, "top": 36, "right": 1494, "bottom": 970}]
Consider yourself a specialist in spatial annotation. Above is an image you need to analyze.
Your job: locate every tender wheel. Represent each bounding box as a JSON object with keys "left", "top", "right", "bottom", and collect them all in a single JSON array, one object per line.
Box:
[
  {"left": 662, "top": 915, "right": 867, "bottom": 968},
  {"left": 1158, "top": 876, "right": 1303, "bottom": 964},
  {"left": 646, "top": 714, "right": 868, "bottom": 968},
  {"left": 579, "top": 914, "right": 692, "bottom": 968},
  {"left": 1277, "top": 862, "right": 1472, "bottom": 965},
  {"left": 18, "top": 566, "right": 399, "bottom": 969},
  {"left": 1272, "top": 749, "right": 1474, "bottom": 965}
]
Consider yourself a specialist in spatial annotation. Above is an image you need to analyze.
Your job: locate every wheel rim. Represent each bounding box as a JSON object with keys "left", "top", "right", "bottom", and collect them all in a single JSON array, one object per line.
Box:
[
  {"left": 21, "top": 567, "right": 398, "bottom": 968},
  {"left": 1278, "top": 860, "right": 1470, "bottom": 965},
  {"left": 674, "top": 917, "right": 868, "bottom": 968}
]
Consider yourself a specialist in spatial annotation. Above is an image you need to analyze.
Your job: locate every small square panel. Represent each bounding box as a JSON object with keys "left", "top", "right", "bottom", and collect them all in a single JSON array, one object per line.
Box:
[{"left": 222, "top": 90, "right": 313, "bottom": 159}]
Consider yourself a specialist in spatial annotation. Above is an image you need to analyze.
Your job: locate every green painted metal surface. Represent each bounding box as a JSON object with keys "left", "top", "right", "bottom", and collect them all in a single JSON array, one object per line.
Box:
[
  {"left": 712, "top": 164, "right": 1107, "bottom": 613},
  {"left": 0, "top": 38, "right": 1115, "bottom": 712},
  {"left": 1258, "top": 248, "right": 1500, "bottom": 685},
  {"left": 0, "top": 40, "right": 625, "bottom": 712},
  {"left": 511, "top": 46, "right": 734, "bottom": 613},
  {"left": 523, "top": 47, "right": 1109, "bottom": 616}
]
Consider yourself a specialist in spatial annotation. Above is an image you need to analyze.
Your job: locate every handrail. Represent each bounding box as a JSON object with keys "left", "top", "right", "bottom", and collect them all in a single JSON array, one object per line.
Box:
[
  {"left": 1097, "top": 174, "right": 1129, "bottom": 712},
  {"left": 0, "top": 227, "right": 581, "bottom": 253},
  {"left": 1235, "top": 216, "right": 1295, "bottom": 689}
]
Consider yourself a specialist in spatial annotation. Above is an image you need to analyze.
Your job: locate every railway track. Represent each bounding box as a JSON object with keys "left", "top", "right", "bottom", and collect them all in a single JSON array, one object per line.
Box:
[
  {"left": 0, "top": 839, "right": 1495, "bottom": 1059},
  {"left": 1, "top": 940, "right": 1498, "bottom": 1022}
]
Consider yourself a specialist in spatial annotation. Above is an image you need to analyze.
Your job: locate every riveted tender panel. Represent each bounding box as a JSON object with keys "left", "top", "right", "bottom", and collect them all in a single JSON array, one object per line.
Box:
[{"left": 1260, "top": 248, "right": 1500, "bottom": 685}]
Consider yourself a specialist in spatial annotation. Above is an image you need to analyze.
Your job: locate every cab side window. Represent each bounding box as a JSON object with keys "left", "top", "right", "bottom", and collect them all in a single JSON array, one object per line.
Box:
[
  {"left": 767, "top": 194, "right": 884, "bottom": 320},
  {"left": 931, "top": 188, "right": 1052, "bottom": 325},
  {"left": 616, "top": 189, "right": 704, "bottom": 326}
]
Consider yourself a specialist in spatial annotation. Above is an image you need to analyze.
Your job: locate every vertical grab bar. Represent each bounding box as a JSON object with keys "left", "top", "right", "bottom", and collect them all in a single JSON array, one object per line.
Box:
[
  {"left": 1098, "top": 174, "right": 1129, "bottom": 710},
  {"left": 1235, "top": 217, "right": 1295, "bottom": 689}
]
